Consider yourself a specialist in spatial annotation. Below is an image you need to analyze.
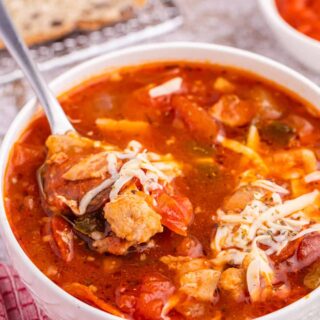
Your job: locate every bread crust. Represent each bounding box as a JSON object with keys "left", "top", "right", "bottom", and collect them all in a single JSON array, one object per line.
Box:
[{"left": 0, "top": 0, "right": 146, "bottom": 49}]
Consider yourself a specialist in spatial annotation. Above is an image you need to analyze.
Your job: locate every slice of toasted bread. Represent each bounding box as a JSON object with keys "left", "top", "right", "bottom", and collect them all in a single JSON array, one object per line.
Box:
[
  {"left": 1, "top": 0, "right": 81, "bottom": 48},
  {"left": 77, "top": 0, "right": 139, "bottom": 30},
  {"left": 0, "top": 0, "right": 146, "bottom": 49}
]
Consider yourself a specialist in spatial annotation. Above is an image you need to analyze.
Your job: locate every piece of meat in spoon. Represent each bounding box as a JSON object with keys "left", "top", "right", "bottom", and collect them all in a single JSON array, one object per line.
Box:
[
  {"left": 38, "top": 132, "right": 117, "bottom": 215},
  {"left": 38, "top": 132, "right": 193, "bottom": 257}
]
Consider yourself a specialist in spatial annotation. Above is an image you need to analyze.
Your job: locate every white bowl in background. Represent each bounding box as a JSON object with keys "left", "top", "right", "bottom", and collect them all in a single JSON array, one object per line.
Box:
[
  {"left": 258, "top": 0, "right": 320, "bottom": 72},
  {"left": 1, "top": 43, "right": 320, "bottom": 320}
]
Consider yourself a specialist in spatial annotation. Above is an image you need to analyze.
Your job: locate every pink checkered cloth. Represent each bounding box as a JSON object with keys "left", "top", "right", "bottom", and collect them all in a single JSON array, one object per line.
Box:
[{"left": 0, "top": 264, "right": 48, "bottom": 320}]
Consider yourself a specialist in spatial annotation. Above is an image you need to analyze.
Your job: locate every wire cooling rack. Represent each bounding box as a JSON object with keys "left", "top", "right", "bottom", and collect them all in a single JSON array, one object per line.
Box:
[{"left": 0, "top": 0, "right": 182, "bottom": 84}]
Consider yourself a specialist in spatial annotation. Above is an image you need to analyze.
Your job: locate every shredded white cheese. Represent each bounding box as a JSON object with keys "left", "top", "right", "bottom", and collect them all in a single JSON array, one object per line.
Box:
[
  {"left": 305, "top": 171, "right": 320, "bottom": 184},
  {"left": 246, "top": 244, "right": 274, "bottom": 302},
  {"left": 79, "top": 178, "right": 115, "bottom": 215},
  {"left": 252, "top": 179, "right": 289, "bottom": 195},
  {"left": 77, "top": 140, "right": 181, "bottom": 215},
  {"left": 246, "top": 258, "right": 261, "bottom": 301},
  {"left": 212, "top": 181, "right": 320, "bottom": 302},
  {"left": 149, "top": 77, "right": 183, "bottom": 98},
  {"left": 217, "top": 136, "right": 268, "bottom": 173}
]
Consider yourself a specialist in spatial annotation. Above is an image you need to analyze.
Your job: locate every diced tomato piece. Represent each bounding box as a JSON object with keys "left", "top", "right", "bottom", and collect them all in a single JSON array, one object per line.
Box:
[
  {"left": 297, "top": 233, "right": 320, "bottom": 268},
  {"left": 12, "top": 143, "right": 45, "bottom": 167},
  {"left": 153, "top": 189, "right": 193, "bottom": 236},
  {"left": 116, "top": 273, "right": 176, "bottom": 319},
  {"left": 115, "top": 284, "right": 137, "bottom": 316},
  {"left": 64, "top": 283, "right": 125, "bottom": 318},
  {"left": 49, "top": 215, "right": 74, "bottom": 262},
  {"left": 172, "top": 96, "right": 220, "bottom": 145},
  {"left": 135, "top": 273, "right": 176, "bottom": 320}
]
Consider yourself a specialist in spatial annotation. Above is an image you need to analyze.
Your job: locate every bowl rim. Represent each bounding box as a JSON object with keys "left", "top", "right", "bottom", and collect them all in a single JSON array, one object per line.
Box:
[
  {"left": 259, "top": 0, "right": 320, "bottom": 49},
  {"left": 1, "top": 42, "right": 320, "bottom": 320}
]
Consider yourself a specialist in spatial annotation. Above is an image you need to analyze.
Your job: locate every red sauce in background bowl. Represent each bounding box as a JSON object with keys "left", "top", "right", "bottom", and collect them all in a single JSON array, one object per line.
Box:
[{"left": 276, "top": 0, "right": 320, "bottom": 41}]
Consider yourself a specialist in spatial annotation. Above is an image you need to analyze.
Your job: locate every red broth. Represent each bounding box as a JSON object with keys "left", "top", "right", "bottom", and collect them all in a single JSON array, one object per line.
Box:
[{"left": 4, "top": 62, "right": 320, "bottom": 320}]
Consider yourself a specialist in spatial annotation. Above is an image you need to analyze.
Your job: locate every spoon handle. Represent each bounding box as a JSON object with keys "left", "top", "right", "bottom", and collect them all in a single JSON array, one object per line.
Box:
[{"left": 0, "top": 0, "right": 74, "bottom": 135}]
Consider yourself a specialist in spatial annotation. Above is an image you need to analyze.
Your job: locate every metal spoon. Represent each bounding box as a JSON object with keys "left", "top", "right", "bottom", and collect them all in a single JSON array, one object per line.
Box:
[
  {"left": 0, "top": 0, "right": 74, "bottom": 135},
  {"left": 0, "top": 2, "right": 112, "bottom": 242}
]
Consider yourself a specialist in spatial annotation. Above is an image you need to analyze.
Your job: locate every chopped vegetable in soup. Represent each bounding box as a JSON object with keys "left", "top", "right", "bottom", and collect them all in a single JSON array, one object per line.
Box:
[
  {"left": 276, "top": 0, "right": 320, "bottom": 41},
  {"left": 5, "top": 62, "right": 320, "bottom": 320}
]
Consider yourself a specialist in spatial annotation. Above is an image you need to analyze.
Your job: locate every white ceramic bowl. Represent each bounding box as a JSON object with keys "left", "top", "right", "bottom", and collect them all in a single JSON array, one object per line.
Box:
[
  {"left": 1, "top": 43, "right": 320, "bottom": 320},
  {"left": 258, "top": 0, "right": 320, "bottom": 71}
]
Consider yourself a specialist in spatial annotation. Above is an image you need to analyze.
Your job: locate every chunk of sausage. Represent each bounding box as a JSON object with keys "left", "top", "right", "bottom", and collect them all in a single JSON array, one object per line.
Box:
[
  {"left": 219, "top": 268, "right": 246, "bottom": 302},
  {"left": 271, "top": 238, "right": 301, "bottom": 264},
  {"left": 297, "top": 233, "right": 320, "bottom": 269},
  {"left": 210, "top": 95, "right": 255, "bottom": 127},
  {"left": 271, "top": 234, "right": 320, "bottom": 267},
  {"left": 104, "top": 192, "right": 163, "bottom": 244},
  {"left": 41, "top": 133, "right": 112, "bottom": 215},
  {"left": 222, "top": 186, "right": 260, "bottom": 212},
  {"left": 172, "top": 96, "right": 220, "bottom": 145},
  {"left": 153, "top": 188, "right": 193, "bottom": 236},
  {"left": 42, "top": 161, "right": 109, "bottom": 215}
]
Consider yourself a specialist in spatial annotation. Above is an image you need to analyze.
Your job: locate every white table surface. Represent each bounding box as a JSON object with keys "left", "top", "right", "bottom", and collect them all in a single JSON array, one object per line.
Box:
[{"left": 0, "top": 0, "right": 319, "bottom": 262}]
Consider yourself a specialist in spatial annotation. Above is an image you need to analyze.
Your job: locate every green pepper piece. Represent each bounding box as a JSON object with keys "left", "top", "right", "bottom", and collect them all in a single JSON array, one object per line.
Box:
[{"left": 261, "top": 121, "right": 295, "bottom": 147}]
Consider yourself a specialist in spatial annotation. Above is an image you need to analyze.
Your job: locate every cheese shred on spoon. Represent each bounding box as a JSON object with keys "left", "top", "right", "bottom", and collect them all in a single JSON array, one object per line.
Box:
[{"left": 78, "top": 140, "right": 181, "bottom": 215}]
